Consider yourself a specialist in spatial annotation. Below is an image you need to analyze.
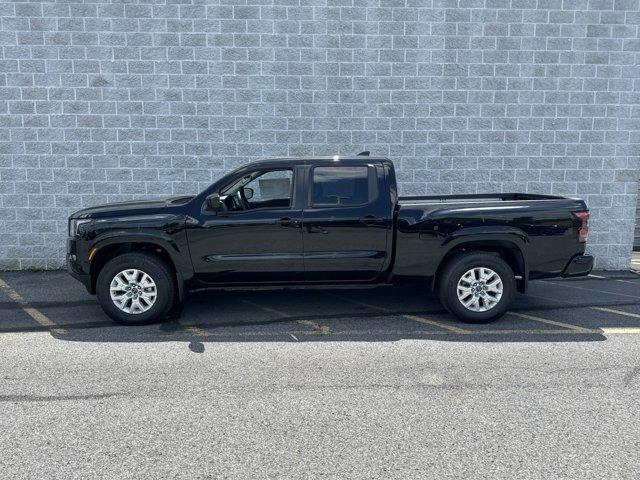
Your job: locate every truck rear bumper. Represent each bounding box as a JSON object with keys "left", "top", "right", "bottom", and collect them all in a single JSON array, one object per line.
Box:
[{"left": 561, "top": 255, "right": 594, "bottom": 278}]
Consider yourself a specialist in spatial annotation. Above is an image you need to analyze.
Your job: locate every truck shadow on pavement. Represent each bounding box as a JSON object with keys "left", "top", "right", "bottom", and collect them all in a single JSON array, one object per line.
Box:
[
  {"left": 48, "top": 286, "right": 640, "bottom": 348},
  {"left": 2, "top": 271, "right": 640, "bottom": 350}
]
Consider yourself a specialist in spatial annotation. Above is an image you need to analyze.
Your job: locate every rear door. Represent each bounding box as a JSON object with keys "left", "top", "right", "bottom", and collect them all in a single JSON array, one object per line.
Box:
[{"left": 302, "top": 162, "right": 391, "bottom": 281}]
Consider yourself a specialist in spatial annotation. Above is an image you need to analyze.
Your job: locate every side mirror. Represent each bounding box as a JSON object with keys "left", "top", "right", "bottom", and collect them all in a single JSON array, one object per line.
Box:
[
  {"left": 205, "top": 194, "right": 221, "bottom": 212},
  {"left": 242, "top": 187, "right": 254, "bottom": 200}
]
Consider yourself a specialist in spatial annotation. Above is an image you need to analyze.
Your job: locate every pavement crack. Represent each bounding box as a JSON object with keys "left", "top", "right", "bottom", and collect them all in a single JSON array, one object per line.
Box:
[
  {"left": 0, "top": 393, "right": 122, "bottom": 403},
  {"left": 623, "top": 366, "right": 640, "bottom": 386},
  {"left": 297, "top": 319, "right": 331, "bottom": 335}
]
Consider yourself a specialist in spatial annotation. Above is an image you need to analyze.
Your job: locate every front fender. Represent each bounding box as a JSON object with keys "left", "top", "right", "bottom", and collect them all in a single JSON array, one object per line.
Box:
[
  {"left": 90, "top": 231, "right": 189, "bottom": 271},
  {"left": 85, "top": 230, "right": 193, "bottom": 299}
]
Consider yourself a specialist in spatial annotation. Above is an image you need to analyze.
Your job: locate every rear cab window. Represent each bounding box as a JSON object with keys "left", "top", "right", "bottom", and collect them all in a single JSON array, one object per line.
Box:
[{"left": 311, "top": 165, "right": 378, "bottom": 207}]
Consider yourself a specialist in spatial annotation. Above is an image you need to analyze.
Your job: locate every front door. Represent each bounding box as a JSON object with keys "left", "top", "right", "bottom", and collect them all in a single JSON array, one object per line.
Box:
[
  {"left": 187, "top": 168, "right": 304, "bottom": 284},
  {"left": 302, "top": 164, "right": 390, "bottom": 282}
]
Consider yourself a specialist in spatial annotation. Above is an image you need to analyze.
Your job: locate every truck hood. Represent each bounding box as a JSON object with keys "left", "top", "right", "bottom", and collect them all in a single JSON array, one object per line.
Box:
[{"left": 70, "top": 196, "right": 194, "bottom": 219}]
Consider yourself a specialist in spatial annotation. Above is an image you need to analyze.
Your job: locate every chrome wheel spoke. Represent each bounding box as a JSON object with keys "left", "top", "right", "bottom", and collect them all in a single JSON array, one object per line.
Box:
[
  {"left": 463, "top": 296, "right": 479, "bottom": 309},
  {"left": 140, "top": 273, "right": 153, "bottom": 288},
  {"left": 457, "top": 287, "right": 472, "bottom": 297},
  {"left": 140, "top": 292, "right": 156, "bottom": 304},
  {"left": 114, "top": 295, "right": 130, "bottom": 310},
  {"left": 130, "top": 298, "right": 143, "bottom": 313},
  {"left": 122, "top": 270, "right": 135, "bottom": 283}
]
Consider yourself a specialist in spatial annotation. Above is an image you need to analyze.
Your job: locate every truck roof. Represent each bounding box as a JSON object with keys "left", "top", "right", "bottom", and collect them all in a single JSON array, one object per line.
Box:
[{"left": 250, "top": 155, "right": 393, "bottom": 167}]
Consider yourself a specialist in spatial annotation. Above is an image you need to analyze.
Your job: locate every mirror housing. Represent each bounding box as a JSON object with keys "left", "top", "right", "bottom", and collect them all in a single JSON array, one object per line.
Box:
[
  {"left": 205, "top": 194, "right": 221, "bottom": 212},
  {"left": 242, "top": 187, "right": 254, "bottom": 200}
]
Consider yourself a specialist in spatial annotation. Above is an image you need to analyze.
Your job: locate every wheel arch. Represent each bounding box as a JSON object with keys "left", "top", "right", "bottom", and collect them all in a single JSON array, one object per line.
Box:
[
  {"left": 88, "top": 237, "right": 185, "bottom": 300},
  {"left": 433, "top": 238, "right": 528, "bottom": 294}
]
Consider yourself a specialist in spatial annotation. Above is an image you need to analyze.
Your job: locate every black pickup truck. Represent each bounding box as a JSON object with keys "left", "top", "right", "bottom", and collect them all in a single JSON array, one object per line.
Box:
[{"left": 67, "top": 155, "right": 593, "bottom": 325}]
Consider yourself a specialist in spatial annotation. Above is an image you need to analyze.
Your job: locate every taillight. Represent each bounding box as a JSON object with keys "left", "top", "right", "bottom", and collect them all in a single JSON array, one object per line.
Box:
[{"left": 572, "top": 211, "right": 589, "bottom": 243}]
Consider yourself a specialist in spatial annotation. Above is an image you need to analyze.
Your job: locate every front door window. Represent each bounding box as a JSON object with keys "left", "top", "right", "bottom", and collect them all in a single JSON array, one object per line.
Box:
[{"left": 220, "top": 169, "right": 293, "bottom": 212}]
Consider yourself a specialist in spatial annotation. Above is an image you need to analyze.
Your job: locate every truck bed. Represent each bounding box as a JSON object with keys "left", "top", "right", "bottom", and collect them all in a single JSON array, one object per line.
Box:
[
  {"left": 393, "top": 191, "right": 589, "bottom": 282},
  {"left": 399, "top": 193, "right": 568, "bottom": 204}
]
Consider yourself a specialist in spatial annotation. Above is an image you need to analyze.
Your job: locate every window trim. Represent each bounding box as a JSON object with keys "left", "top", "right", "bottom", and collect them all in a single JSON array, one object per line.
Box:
[
  {"left": 309, "top": 165, "right": 378, "bottom": 209},
  {"left": 215, "top": 167, "right": 296, "bottom": 215}
]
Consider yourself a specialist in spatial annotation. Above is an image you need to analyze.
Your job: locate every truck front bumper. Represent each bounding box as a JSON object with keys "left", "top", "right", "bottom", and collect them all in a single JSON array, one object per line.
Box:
[
  {"left": 561, "top": 254, "right": 594, "bottom": 278},
  {"left": 67, "top": 237, "right": 92, "bottom": 293}
]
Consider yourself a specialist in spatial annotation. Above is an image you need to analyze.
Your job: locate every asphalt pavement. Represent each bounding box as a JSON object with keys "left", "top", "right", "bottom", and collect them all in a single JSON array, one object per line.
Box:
[{"left": 1, "top": 270, "right": 639, "bottom": 479}]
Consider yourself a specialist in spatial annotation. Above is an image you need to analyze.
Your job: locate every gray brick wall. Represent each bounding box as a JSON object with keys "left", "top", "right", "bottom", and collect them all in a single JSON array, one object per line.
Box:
[{"left": 1, "top": 0, "right": 639, "bottom": 270}]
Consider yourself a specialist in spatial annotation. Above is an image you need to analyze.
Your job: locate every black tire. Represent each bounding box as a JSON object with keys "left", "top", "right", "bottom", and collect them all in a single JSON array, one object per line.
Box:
[
  {"left": 438, "top": 252, "right": 516, "bottom": 324},
  {"left": 96, "top": 252, "right": 176, "bottom": 325}
]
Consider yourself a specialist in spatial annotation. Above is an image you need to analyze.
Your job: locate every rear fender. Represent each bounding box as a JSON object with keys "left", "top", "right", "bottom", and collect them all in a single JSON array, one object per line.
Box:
[{"left": 437, "top": 227, "right": 529, "bottom": 293}]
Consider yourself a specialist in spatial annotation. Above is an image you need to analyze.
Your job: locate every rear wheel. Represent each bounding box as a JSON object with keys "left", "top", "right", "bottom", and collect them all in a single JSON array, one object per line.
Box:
[
  {"left": 96, "top": 252, "right": 176, "bottom": 325},
  {"left": 438, "top": 252, "right": 515, "bottom": 323}
]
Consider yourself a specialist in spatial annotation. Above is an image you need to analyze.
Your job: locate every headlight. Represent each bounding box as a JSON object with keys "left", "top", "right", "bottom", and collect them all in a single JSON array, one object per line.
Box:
[{"left": 69, "top": 219, "right": 91, "bottom": 237}]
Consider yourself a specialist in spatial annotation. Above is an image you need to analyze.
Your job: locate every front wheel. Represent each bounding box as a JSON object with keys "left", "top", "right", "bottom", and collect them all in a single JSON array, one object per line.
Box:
[
  {"left": 96, "top": 252, "right": 176, "bottom": 325},
  {"left": 438, "top": 252, "right": 516, "bottom": 323}
]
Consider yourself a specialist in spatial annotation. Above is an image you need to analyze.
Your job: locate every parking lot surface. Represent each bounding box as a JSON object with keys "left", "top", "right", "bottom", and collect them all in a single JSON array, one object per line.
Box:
[{"left": 1, "top": 270, "right": 639, "bottom": 479}]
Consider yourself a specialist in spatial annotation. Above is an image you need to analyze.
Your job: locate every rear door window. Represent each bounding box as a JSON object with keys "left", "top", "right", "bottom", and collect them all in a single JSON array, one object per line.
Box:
[{"left": 311, "top": 166, "right": 376, "bottom": 207}]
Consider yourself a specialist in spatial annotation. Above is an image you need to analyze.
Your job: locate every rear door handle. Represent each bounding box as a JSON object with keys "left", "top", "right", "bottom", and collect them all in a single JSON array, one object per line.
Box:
[
  {"left": 307, "top": 225, "right": 328, "bottom": 234},
  {"left": 359, "top": 215, "right": 381, "bottom": 226}
]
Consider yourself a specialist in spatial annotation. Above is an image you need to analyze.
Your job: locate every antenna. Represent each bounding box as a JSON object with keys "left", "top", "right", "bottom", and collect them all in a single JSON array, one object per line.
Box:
[{"left": 357, "top": 151, "right": 370, "bottom": 156}]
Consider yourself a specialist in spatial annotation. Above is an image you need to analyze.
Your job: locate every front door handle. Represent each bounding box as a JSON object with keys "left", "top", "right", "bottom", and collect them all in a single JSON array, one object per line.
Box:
[
  {"left": 359, "top": 215, "right": 381, "bottom": 226},
  {"left": 278, "top": 217, "right": 299, "bottom": 227}
]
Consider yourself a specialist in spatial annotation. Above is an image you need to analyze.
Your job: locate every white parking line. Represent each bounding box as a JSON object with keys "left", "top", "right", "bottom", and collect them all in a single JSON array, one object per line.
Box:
[
  {"left": 471, "top": 329, "right": 598, "bottom": 335},
  {"left": 600, "top": 327, "right": 640, "bottom": 334},
  {"left": 591, "top": 307, "right": 640, "bottom": 320},
  {"left": 524, "top": 293, "right": 572, "bottom": 305},
  {"left": 160, "top": 327, "right": 639, "bottom": 338},
  {"left": 402, "top": 314, "right": 471, "bottom": 334},
  {"left": 508, "top": 311, "right": 595, "bottom": 333},
  {"left": 322, "top": 293, "right": 393, "bottom": 313},
  {"left": 542, "top": 280, "right": 640, "bottom": 300},
  {"left": 239, "top": 298, "right": 329, "bottom": 334},
  {"left": 182, "top": 325, "right": 209, "bottom": 337},
  {"left": 0, "top": 278, "right": 67, "bottom": 335},
  {"left": 323, "top": 292, "right": 471, "bottom": 334},
  {"left": 238, "top": 298, "right": 290, "bottom": 317},
  {"left": 184, "top": 287, "right": 640, "bottom": 339}
]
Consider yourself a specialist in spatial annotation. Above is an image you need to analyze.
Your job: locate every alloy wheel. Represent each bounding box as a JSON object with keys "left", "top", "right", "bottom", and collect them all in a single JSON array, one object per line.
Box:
[
  {"left": 109, "top": 269, "right": 158, "bottom": 314},
  {"left": 456, "top": 267, "right": 503, "bottom": 312}
]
